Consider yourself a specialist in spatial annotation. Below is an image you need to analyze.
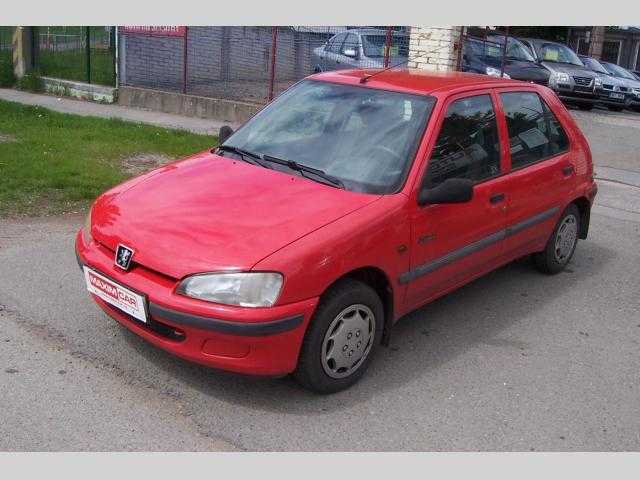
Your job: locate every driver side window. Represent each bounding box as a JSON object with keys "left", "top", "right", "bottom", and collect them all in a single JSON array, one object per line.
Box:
[{"left": 424, "top": 94, "right": 501, "bottom": 188}]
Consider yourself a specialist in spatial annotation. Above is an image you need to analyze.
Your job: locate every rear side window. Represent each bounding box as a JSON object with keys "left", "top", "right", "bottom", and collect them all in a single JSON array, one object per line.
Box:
[
  {"left": 499, "top": 92, "right": 569, "bottom": 169},
  {"left": 327, "top": 33, "right": 346, "bottom": 54},
  {"left": 425, "top": 94, "right": 501, "bottom": 187}
]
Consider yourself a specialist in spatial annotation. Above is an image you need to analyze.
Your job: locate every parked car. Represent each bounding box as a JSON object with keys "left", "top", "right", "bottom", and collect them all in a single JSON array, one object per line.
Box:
[
  {"left": 77, "top": 70, "right": 597, "bottom": 393},
  {"left": 599, "top": 61, "right": 640, "bottom": 111},
  {"left": 518, "top": 38, "right": 598, "bottom": 110},
  {"left": 578, "top": 55, "right": 627, "bottom": 111},
  {"left": 312, "top": 28, "right": 408, "bottom": 72},
  {"left": 462, "top": 35, "right": 550, "bottom": 85}
]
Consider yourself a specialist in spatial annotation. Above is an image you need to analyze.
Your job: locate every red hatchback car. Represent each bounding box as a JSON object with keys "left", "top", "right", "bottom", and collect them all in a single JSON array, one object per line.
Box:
[{"left": 76, "top": 69, "right": 597, "bottom": 393}]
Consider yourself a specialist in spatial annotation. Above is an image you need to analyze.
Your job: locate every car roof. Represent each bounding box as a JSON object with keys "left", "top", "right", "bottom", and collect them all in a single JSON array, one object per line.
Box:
[
  {"left": 519, "top": 37, "right": 564, "bottom": 47},
  {"left": 310, "top": 68, "right": 528, "bottom": 96},
  {"left": 341, "top": 28, "right": 408, "bottom": 37}
]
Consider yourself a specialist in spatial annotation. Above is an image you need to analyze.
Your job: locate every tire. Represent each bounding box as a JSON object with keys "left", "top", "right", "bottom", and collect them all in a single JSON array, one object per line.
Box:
[
  {"left": 533, "top": 204, "right": 580, "bottom": 275},
  {"left": 577, "top": 103, "right": 594, "bottom": 111},
  {"left": 293, "top": 278, "right": 384, "bottom": 394}
]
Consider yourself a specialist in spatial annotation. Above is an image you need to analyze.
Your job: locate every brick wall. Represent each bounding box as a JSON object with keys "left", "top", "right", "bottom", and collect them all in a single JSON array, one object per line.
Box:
[{"left": 408, "top": 26, "right": 462, "bottom": 72}]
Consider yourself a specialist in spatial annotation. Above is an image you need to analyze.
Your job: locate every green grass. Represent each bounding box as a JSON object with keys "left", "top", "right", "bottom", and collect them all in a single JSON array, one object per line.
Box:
[
  {"left": 0, "top": 51, "right": 14, "bottom": 87},
  {"left": 38, "top": 49, "right": 115, "bottom": 87},
  {"left": 0, "top": 100, "right": 217, "bottom": 216}
]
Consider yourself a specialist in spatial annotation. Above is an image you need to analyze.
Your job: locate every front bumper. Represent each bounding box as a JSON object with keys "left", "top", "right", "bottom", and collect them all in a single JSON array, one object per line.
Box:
[
  {"left": 76, "top": 230, "right": 319, "bottom": 376},
  {"left": 552, "top": 83, "right": 597, "bottom": 103},
  {"left": 595, "top": 88, "right": 626, "bottom": 105}
]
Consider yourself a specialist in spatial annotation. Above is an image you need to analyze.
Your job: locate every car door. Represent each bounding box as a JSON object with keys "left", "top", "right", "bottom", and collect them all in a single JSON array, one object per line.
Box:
[
  {"left": 404, "top": 91, "right": 510, "bottom": 309},
  {"left": 324, "top": 32, "right": 347, "bottom": 71},
  {"left": 337, "top": 32, "right": 360, "bottom": 69},
  {"left": 495, "top": 88, "right": 575, "bottom": 259}
]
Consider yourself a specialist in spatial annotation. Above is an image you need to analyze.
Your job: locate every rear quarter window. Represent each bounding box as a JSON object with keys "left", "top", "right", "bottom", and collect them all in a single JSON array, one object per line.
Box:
[{"left": 499, "top": 91, "right": 569, "bottom": 170}]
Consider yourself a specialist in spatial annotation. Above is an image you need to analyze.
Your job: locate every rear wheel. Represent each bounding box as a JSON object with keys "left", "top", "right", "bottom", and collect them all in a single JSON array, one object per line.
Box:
[
  {"left": 533, "top": 204, "right": 580, "bottom": 274},
  {"left": 294, "top": 278, "right": 383, "bottom": 394}
]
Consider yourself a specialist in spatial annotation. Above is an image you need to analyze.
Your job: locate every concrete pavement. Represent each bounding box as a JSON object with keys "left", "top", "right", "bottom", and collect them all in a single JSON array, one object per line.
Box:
[{"left": 1, "top": 97, "right": 639, "bottom": 451}]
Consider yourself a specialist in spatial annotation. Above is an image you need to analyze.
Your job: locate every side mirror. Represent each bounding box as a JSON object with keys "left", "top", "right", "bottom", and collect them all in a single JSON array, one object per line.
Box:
[
  {"left": 418, "top": 178, "right": 474, "bottom": 206},
  {"left": 343, "top": 48, "right": 358, "bottom": 58},
  {"left": 219, "top": 125, "right": 234, "bottom": 144}
]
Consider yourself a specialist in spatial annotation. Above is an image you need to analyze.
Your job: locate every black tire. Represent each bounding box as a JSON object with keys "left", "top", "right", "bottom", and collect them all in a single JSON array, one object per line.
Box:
[
  {"left": 293, "top": 278, "right": 384, "bottom": 394},
  {"left": 607, "top": 105, "right": 624, "bottom": 112},
  {"left": 577, "top": 103, "right": 594, "bottom": 111},
  {"left": 533, "top": 204, "right": 580, "bottom": 275}
]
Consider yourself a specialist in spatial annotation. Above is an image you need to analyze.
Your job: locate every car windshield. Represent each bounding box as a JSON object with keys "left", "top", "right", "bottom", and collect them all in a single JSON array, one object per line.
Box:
[
  {"left": 487, "top": 36, "right": 536, "bottom": 61},
  {"left": 222, "top": 80, "right": 435, "bottom": 194},
  {"left": 362, "top": 34, "right": 409, "bottom": 58},
  {"left": 535, "top": 42, "right": 582, "bottom": 66},
  {"left": 603, "top": 62, "right": 637, "bottom": 80},
  {"left": 581, "top": 57, "right": 609, "bottom": 74}
]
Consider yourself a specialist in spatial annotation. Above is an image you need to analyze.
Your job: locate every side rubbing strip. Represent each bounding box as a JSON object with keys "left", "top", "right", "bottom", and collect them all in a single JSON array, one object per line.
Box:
[
  {"left": 399, "top": 206, "right": 560, "bottom": 285},
  {"left": 505, "top": 206, "right": 559, "bottom": 238}
]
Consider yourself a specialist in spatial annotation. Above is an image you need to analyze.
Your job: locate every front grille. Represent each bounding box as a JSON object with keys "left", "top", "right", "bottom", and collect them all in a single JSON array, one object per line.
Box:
[
  {"left": 574, "top": 85, "right": 595, "bottom": 93},
  {"left": 602, "top": 84, "right": 614, "bottom": 90},
  {"left": 619, "top": 86, "right": 629, "bottom": 92},
  {"left": 573, "top": 76, "right": 593, "bottom": 86}
]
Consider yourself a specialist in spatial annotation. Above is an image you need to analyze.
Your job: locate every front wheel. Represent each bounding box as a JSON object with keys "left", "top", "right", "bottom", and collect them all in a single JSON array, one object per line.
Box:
[
  {"left": 533, "top": 204, "right": 580, "bottom": 274},
  {"left": 293, "top": 279, "right": 383, "bottom": 394}
]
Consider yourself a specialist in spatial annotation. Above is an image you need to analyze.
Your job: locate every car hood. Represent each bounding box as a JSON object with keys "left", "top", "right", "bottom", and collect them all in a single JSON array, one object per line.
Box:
[
  {"left": 91, "top": 152, "right": 380, "bottom": 279},
  {"left": 541, "top": 61, "right": 595, "bottom": 77},
  {"left": 503, "top": 60, "right": 550, "bottom": 83},
  {"left": 593, "top": 72, "right": 622, "bottom": 85},
  {"left": 617, "top": 76, "right": 640, "bottom": 89}
]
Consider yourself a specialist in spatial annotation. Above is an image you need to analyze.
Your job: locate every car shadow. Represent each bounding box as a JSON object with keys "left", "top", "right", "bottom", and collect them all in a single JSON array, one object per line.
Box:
[{"left": 121, "top": 240, "right": 615, "bottom": 414}]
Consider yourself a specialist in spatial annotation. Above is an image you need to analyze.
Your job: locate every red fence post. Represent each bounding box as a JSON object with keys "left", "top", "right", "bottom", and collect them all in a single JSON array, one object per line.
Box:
[
  {"left": 183, "top": 26, "right": 188, "bottom": 94},
  {"left": 268, "top": 26, "right": 278, "bottom": 101},
  {"left": 455, "top": 26, "right": 466, "bottom": 71},
  {"left": 500, "top": 26, "right": 509, "bottom": 78},
  {"left": 383, "top": 26, "right": 393, "bottom": 68}
]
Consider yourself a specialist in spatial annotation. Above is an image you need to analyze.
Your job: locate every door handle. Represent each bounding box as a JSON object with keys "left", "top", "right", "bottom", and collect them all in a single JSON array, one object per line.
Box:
[
  {"left": 562, "top": 165, "right": 574, "bottom": 177},
  {"left": 489, "top": 193, "right": 505, "bottom": 204}
]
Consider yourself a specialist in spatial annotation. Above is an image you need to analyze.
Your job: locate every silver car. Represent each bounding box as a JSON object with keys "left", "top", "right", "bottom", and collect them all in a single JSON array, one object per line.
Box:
[
  {"left": 519, "top": 38, "right": 599, "bottom": 110},
  {"left": 600, "top": 61, "right": 640, "bottom": 112},
  {"left": 312, "top": 28, "right": 408, "bottom": 72}
]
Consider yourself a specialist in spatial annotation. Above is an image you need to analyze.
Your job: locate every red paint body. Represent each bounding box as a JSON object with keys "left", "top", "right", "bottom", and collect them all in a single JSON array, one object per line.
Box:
[{"left": 76, "top": 70, "right": 596, "bottom": 376}]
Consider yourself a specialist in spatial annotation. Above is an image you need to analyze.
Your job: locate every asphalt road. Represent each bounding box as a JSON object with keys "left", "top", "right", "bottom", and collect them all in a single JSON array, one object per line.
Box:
[{"left": 1, "top": 109, "right": 639, "bottom": 451}]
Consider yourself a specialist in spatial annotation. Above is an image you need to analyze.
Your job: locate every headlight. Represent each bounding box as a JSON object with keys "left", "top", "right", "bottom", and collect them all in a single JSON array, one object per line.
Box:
[
  {"left": 633, "top": 88, "right": 640, "bottom": 95},
  {"left": 177, "top": 272, "right": 283, "bottom": 307},
  {"left": 552, "top": 72, "right": 571, "bottom": 83},
  {"left": 486, "top": 66, "right": 510, "bottom": 78},
  {"left": 82, "top": 207, "right": 93, "bottom": 242},
  {"left": 594, "top": 77, "right": 602, "bottom": 87}
]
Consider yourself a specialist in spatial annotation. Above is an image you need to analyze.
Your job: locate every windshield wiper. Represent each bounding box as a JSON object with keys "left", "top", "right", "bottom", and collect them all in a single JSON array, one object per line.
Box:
[
  {"left": 262, "top": 154, "right": 345, "bottom": 189},
  {"left": 216, "top": 145, "right": 271, "bottom": 169}
]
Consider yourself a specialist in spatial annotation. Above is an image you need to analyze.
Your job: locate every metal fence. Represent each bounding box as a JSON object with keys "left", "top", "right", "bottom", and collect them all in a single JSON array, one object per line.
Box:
[
  {"left": 119, "top": 26, "right": 411, "bottom": 104},
  {"left": 34, "top": 26, "right": 116, "bottom": 86},
  {"left": 0, "top": 26, "right": 15, "bottom": 86}
]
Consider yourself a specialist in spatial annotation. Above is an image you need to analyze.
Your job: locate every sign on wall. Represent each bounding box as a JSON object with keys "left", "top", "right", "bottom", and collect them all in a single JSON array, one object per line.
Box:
[{"left": 121, "top": 26, "right": 186, "bottom": 37}]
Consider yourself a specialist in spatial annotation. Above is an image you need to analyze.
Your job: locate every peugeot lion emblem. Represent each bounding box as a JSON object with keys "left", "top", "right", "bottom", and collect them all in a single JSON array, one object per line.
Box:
[{"left": 115, "top": 244, "right": 135, "bottom": 271}]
